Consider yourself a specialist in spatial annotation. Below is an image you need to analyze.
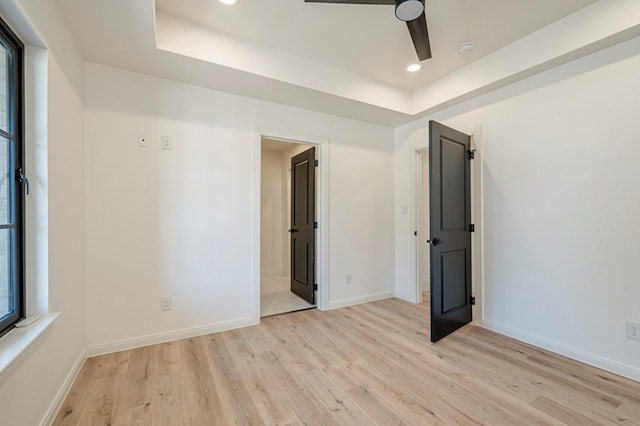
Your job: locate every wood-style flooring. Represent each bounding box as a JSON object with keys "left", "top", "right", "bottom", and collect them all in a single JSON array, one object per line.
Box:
[{"left": 54, "top": 296, "right": 640, "bottom": 425}]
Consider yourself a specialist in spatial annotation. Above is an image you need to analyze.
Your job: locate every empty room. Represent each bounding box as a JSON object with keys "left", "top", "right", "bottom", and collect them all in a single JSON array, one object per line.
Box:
[{"left": 0, "top": 0, "right": 639, "bottom": 424}]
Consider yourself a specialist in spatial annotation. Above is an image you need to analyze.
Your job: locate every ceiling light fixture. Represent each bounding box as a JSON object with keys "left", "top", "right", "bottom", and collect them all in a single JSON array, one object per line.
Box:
[
  {"left": 407, "top": 63, "right": 421, "bottom": 73},
  {"left": 218, "top": 0, "right": 238, "bottom": 5},
  {"left": 457, "top": 41, "right": 475, "bottom": 55},
  {"left": 395, "top": 0, "right": 425, "bottom": 22}
]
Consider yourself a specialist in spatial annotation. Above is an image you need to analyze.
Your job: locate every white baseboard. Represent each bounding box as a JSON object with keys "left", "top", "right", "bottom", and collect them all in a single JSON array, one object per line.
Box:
[
  {"left": 478, "top": 319, "right": 640, "bottom": 382},
  {"left": 40, "top": 347, "right": 87, "bottom": 426},
  {"left": 324, "top": 291, "right": 393, "bottom": 310},
  {"left": 86, "top": 317, "right": 257, "bottom": 357},
  {"left": 394, "top": 293, "right": 414, "bottom": 303},
  {"left": 394, "top": 290, "right": 429, "bottom": 304}
]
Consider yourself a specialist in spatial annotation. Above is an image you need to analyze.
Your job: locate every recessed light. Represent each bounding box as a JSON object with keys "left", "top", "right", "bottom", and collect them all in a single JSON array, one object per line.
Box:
[
  {"left": 218, "top": 0, "right": 238, "bottom": 5},
  {"left": 407, "top": 63, "right": 421, "bottom": 73},
  {"left": 457, "top": 42, "right": 475, "bottom": 55}
]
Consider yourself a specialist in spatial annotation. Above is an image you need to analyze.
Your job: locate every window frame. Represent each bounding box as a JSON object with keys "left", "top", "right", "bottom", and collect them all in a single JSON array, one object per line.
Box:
[{"left": 0, "top": 14, "right": 25, "bottom": 338}]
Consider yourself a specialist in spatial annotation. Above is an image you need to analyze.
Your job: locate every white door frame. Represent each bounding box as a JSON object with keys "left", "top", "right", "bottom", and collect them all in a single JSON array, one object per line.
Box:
[
  {"left": 252, "top": 126, "right": 329, "bottom": 324},
  {"left": 412, "top": 125, "right": 484, "bottom": 322}
]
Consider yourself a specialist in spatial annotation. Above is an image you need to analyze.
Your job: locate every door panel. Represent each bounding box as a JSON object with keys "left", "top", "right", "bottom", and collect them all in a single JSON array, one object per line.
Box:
[
  {"left": 290, "top": 147, "right": 316, "bottom": 304},
  {"left": 429, "top": 121, "right": 472, "bottom": 342},
  {"left": 294, "top": 160, "right": 309, "bottom": 224},
  {"left": 441, "top": 250, "right": 467, "bottom": 313},
  {"left": 441, "top": 138, "right": 467, "bottom": 231},
  {"left": 293, "top": 239, "right": 308, "bottom": 283}
]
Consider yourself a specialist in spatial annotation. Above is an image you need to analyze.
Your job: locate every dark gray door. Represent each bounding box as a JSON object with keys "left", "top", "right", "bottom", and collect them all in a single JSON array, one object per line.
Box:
[
  {"left": 290, "top": 147, "right": 316, "bottom": 304},
  {"left": 429, "top": 121, "right": 472, "bottom": 342}
]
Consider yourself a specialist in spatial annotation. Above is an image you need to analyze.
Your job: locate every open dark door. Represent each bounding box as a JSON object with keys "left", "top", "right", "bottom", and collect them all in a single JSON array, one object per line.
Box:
[
  {"left": 429, "top": 121, "right": 472, "bottom": 342},
  {"left": 290, "top": 147, "right": 316, "bottom": 304}
]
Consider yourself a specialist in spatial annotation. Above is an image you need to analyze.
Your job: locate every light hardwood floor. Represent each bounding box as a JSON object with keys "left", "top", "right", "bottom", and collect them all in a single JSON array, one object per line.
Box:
[{"left": 54, "top": 296, "right": 640, "bottom": 425}]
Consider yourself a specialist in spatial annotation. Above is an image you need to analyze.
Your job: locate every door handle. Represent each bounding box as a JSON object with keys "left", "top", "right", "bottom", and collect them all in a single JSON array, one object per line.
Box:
[
  {"left": 427, "top": 238, "right": 442, "bottom": 246},
  {"left": 288, "top": 228, "right": 299, "bottom": 233}
]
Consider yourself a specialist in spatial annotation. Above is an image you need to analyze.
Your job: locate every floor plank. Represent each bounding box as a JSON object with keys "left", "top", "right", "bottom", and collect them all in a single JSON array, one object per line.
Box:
[{"left": 54, "top": 297, "right": 640, "bottom": 425}]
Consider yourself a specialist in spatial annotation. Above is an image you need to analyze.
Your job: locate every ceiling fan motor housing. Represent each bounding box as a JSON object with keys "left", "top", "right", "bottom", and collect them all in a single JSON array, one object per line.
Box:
[{"left": 395, "top": 0, "right": 425, "bottom": 22}]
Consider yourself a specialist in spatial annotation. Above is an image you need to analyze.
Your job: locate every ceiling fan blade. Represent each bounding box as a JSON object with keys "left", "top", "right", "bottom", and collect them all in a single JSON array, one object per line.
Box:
[
  {"left": 406, "top": 11, "right": 432, "bottom": 61},
  {"left": 304, "top": 0, "right": 395, "bottom": 5}
]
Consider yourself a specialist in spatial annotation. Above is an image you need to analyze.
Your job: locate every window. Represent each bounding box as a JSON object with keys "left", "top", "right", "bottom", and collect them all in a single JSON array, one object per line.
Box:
[{"left": 0, "top": 15, "right": 24, "bottom": 337}]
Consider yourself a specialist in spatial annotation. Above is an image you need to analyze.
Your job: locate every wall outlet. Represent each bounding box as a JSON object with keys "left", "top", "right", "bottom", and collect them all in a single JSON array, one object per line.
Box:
[
  {"left": 627, "top": 321, "right": 640, "bottom": 341},
  {"left": 161, "top": 296, "right": 172, "bottom": 311},
  {"left": 345, "top": 273, "right": 351, "bottom": 285}
]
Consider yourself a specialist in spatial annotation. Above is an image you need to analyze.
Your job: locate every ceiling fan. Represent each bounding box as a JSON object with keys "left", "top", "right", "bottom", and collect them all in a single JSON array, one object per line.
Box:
[{"left": 304, "top": 0, "right": 432, "bottom": 61}]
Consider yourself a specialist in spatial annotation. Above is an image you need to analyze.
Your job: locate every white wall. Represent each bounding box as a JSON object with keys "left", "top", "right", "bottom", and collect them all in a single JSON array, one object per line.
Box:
[
  {"left": 84, "top": 63, "right": 395, "bottom": 351},
  {"left": 260, "top": 149, "right": 284, "bottom": 276},
  {"left": 395, "top": 36, "right": 640, "bottom": 380},
  {"left": 0, "top": 0, "right": 86, "bottom": 425}
]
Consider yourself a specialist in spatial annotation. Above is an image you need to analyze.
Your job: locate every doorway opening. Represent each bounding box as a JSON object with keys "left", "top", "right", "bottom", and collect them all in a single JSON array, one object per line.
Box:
[
  {"left": 416, "top": 149, "right": 430, "bottom": 304},
  {"left": 260, "top": 137, "right": 317, "bottom": 317}
]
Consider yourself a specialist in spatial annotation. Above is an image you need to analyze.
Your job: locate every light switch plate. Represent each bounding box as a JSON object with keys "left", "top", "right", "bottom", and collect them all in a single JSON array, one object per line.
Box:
[{"left": 161, "top": 136, "right": 173, "bottom": 150}]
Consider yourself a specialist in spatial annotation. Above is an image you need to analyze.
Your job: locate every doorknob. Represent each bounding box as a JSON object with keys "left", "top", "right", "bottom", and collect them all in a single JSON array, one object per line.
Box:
[
  {"left": 288, "top": 228, "right": 299, "bottom": 233},
  {"left": 427, "top": 238, "right": 442, "bottom": 246}
]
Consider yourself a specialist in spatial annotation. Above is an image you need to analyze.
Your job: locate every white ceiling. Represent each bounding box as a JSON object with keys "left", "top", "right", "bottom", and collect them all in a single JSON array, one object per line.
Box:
[
  {"left": 52, "top": 0, "right": 640, "bottom": 126},
  {"left": 155, "top": 0, "right": 597, "bottom": 90}
]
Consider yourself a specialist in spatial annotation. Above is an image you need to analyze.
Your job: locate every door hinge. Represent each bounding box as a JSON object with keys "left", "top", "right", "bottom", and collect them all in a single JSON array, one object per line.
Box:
[
  {"left": 467, "top": 149, "right": 476, "bottom": 160},
  {"left": 314, "top": 159, "right": 318, "bottom": 167},
  {"left": 314, "top": 283, "right": 318, "bottom": 291},
  {"left": 470, "top": 296, "right": 476, "bottom": 305},
  {"left": 314, "top": 221, "right": 318, "bottom": 229},
  {"left": 469, "top": 224, "right": 475, "bottom": 232}
]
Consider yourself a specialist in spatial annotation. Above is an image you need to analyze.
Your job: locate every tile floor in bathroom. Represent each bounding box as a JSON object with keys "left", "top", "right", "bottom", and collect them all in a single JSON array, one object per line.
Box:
[{"left": 260, "top": 275, "right": 315, "bottom": 317}]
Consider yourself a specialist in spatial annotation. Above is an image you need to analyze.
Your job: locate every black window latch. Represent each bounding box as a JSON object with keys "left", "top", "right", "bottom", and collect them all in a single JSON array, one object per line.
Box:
[{"left": 16, "top": 168, "right": 29, "bottom": 195}]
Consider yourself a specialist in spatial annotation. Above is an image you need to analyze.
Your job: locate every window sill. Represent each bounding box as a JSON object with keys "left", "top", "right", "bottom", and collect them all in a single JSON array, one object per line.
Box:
[{"left": 0, "top": 312, "right": 60, "bottom": 375}]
